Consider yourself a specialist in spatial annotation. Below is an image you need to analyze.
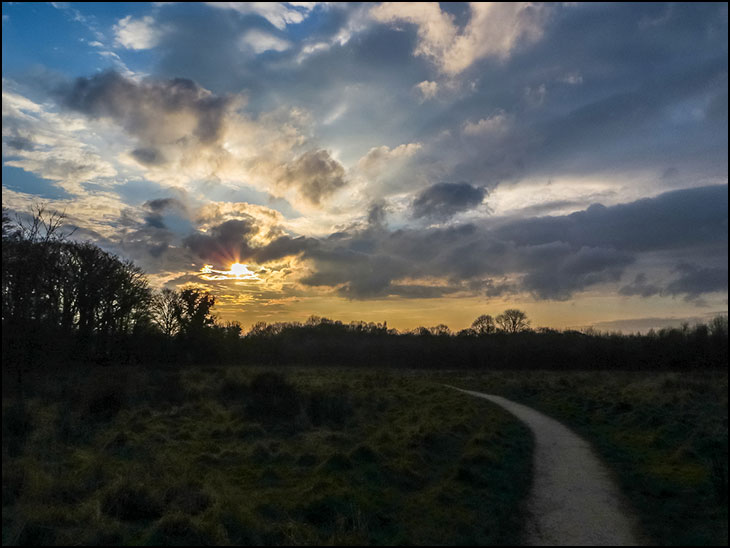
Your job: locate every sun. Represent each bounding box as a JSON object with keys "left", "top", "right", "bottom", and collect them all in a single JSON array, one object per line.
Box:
[{"left": 230, "top": 262, "right": 247, "bottom": 277}]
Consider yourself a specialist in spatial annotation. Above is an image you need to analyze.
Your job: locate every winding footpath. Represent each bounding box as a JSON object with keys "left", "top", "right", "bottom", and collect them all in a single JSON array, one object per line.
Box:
[{"left": 450, "top": 386, "right": 643, "bottom": 546}]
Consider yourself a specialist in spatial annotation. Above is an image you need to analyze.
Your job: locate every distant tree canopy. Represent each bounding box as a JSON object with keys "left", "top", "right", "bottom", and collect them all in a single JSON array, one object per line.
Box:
[
  {"left": 496, "top": 309, "right": 531, "bottom": 333},
  {"left": 471, "top": 314, "right": 496, "bottom": 335},
  {"left": 2, "top": 204, "right": 727, "bottom": 371}
]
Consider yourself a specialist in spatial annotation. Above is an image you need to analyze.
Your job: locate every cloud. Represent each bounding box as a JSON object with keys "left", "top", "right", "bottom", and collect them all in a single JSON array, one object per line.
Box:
[
  {"left": 290, "top": 185, "right": 728, "bottom": 300},
  {"left": 142, "top": 196, "right": 188, "bottom": 229},
  {"left": 414, "top": 80, "right": 438, "bottom": 101},
  {"left": 521, "top": 244, "right": 634, "bottom": 300},
  {"left": 666, "top": 263, "right": 728, "bottom": 299},
  {"left": 367, "top": 200, "right": 388, "bottom": 227},
  {"left": 2, "top": 85, "right": 117, "bottom": 195},
  {"left": 619, "top": 273, "right": 662, "bottom": 297},
  {"left": 462, "top": 110, "right": 509, "bottom": 136},
  {"left": 114, "top": 15, "right": 164, "bottom": 50},
  {"left": 411, "top": 182, "right": 487, "bottom": 220},
  {"left": 496, "top": 185, "right": 728, "bottom": 252},
  {"left": 240, "top": 29, "right": 291, "bottom": 54},
  {"left": 183, "top": 218, "right": 258, "bottom": 263},
  {"left": 51, "top": 71, "right": 345, "bottom": 206},
  {"left": 370, "top": 2, "right": 550, "bottom": 75},
  {"left": 356, "top": 142, "right": 422, "bottom": 179},
  {"left": 61, "top": 71, "right": 232, "bottom": 146},
  {"left": 131, "top": 147, "right": 166, "bottom": 166},
  {"left": 206, "top": 2, "right": 318, "bottom": 30},
  {"left": 277, "top": 149, "right": 347, "bottom": 205}
]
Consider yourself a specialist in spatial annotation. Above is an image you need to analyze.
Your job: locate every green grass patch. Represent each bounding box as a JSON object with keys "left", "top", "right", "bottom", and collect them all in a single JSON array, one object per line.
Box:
[{"left": 3, "top": 366, "right": 532, "bottom": 545}]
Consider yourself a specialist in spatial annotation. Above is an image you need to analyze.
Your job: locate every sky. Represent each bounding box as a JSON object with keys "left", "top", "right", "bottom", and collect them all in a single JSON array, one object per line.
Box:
[{"left": 2, "top": 2, "right": 728, "bottom": 333}]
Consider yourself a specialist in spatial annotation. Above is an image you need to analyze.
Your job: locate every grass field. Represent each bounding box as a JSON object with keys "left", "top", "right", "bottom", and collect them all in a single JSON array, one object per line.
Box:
[
  {"left": 445, "top": 370, "right": 728, "bottom": 546},
  {"left": 2, "top": 366, "right": 533, "bottom": 546}
]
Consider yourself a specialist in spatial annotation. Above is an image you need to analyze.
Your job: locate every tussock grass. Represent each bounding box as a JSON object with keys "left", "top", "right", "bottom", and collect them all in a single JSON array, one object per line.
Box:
[{"left": 2, "top": 365, "right": 532, "bottom": 545}]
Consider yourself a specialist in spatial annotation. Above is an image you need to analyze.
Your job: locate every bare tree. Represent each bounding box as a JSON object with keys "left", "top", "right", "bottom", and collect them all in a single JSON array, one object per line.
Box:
[
  {"left": 495, "top": 309, "right": 531, "bottom": 333},
  {"left": 471, "top": 314, "right": 496, "bottom": 335},
  {"left": 15, "top": 203, "right": 74, "bottom": 244},
  {"left": 151, "top": 288, "right": 184, "bottom": 336}
]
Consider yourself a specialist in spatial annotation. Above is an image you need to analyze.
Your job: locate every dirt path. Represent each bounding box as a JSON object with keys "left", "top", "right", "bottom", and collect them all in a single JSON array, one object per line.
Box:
[{"left": 450, "top": 387, "right": 642, "bottom": 546}]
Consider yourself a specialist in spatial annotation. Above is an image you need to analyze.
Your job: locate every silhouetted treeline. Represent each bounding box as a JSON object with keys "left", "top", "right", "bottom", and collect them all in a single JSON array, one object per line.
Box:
[
  {"left": 2, "top": 207, "right": 240, "bottom": 373},
  {"left": 2, "top": 207, "right": 728, "bottom": 374},
  {"left": 238, "top": 316, "right": 728, "bottom": 370}
]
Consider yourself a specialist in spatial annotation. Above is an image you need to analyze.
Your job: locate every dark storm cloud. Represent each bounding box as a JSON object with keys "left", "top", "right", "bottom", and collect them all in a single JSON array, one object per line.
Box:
[
  {"left": 144, "top": 197, "right": 185, "bottom": 212},
  {"left": 292, "top": 185, "right": 727, "bottom": 300},
  {"left": 142, "top": 197, "right": 187, "bottom": 229},
  {"left": 666, "top": 263, "right": 729, "bottom": 299},
  {"left": 411, "top": 182, "right": 486, "bottom": 220},
  {"left": 619, "top": 273, "right": 663, "bottom": 298},
  {"left": 251, "top": 235, "right": 317, "bottom": 263},
  {"left": 496, "top": 185, "right": 728, "bottom": 252},
  {"left": 58, "top": 70, "right": 232, "bottom": 155},
  {"left": 520, "top": 245, "right": 634, "bottom": 300},
  {"left": 180, "top": 216, "right": 316, "bottom": 266},
  {"left": 183, "top": 218, "right": 258, "bottom": 262},
  {"left": 131, "top": 147, "right": 166, "bottom": 166},
  {"left": 619, "top": 264, "right": 728, "bottom": 301}
]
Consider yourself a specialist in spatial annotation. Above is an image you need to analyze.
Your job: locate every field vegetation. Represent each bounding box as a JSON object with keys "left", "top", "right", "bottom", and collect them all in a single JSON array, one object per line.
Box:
[{"left": 2, "top": 366, "right": 533, "bottom": 546}]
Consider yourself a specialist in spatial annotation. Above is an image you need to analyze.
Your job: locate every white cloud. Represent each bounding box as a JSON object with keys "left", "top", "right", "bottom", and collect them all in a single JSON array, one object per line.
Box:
[
  {"left": 356, "top": 142, "right": 422, "bottom": 178},
  {"left": 296, "top": 41, "right": 330, "bottom": 63},
  {"left": 371, "top": 2, "right": 550, "bottom": 76},
  {"left": 207, "top": 2, "right": 317, "bottom": 30},
  {"left": 414, "top": 80, "right": 438, "bottom": 101},
  {"left": 462, "top": 110, "right": 510, "bottom": 136},
  {"left": 240, "top": 29, "right": 291, "bottom": 54},
  {"left": 114, "top": 15, "right": 163, "bottom": 50},
  {"left": 2, "top": 86, "right": 118, "bottom": 195}
]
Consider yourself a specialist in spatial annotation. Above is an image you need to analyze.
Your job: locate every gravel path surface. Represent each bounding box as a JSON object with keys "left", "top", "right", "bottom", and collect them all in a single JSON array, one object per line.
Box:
[{"left": 451, "top": 386, "right": 643, "bottom": 546}]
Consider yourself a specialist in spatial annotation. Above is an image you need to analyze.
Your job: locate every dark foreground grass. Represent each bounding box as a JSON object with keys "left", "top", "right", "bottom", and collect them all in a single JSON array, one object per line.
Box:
[
  {"left": 444, "top": 370, "right": 728, "bottom": 546},
  {"left": 2, "top": 366, "right": 532, "bottom": 545}
]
